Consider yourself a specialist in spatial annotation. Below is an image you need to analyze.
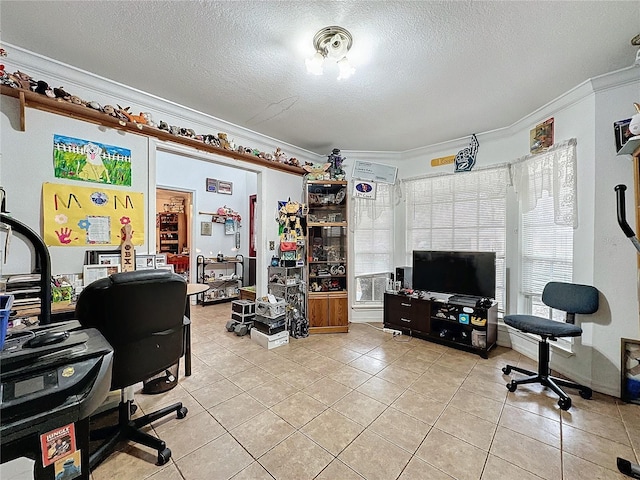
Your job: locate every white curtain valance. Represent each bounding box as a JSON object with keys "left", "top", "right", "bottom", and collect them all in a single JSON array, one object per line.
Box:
[{"left": 510, "top": 138, "right": 577, "bottom": 228}]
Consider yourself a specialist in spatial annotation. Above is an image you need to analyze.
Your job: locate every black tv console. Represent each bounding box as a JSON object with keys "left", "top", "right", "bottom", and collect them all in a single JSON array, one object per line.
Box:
[{"left": 383, "top": 292, "right": 497, "bottom": 358}]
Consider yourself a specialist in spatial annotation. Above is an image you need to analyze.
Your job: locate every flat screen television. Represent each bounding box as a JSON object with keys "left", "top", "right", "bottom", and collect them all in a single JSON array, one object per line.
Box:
[{"left": 412, "top": 250, "right": 496, "bottom": 299}]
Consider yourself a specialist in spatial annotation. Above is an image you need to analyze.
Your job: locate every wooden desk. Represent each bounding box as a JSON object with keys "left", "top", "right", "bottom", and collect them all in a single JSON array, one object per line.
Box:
[{"left": 184, "top": 283, "right": 209, "bottom": 376}]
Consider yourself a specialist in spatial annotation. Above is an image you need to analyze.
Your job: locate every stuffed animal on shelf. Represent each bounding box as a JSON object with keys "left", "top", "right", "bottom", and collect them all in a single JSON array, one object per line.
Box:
[
  {"left": 218, "top": 133, "right": 232, "bottom": 150},
  {"left": 274, "top": 147, "right": 288, "bottom": 163},
  {"left": 303, "top": 163, "right": 331, "bottom": 180}
]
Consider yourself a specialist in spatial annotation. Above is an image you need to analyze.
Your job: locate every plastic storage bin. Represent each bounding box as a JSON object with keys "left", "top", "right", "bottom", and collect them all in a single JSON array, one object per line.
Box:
[
  {"left": 0, "top": 294, "right": 14, "bottom": 350},
  {"left": 255, "top": 298, "right": 286, "bottom": 318}
]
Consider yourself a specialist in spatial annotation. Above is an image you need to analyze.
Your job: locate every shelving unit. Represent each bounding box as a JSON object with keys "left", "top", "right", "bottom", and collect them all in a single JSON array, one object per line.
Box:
[
  {"left": 157, "top": 213, "right": 185, "bottom": 254},
  {"left": 196, "top": 255, "right": 242, "bottom": 304},
  {"left": 305, "top": 180, "right": 349, "bottom": 333},
  {"left": 268, "top": 265, "right": 308, "bottom": 338},
  {"left": 383, "top": 292, "right": 497, "bottom": 358}
]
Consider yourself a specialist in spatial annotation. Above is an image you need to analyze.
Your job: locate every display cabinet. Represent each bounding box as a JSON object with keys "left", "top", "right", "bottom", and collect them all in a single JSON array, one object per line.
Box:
[
  {"left": 196, "top": 255, "right": 242, "bottom": 304},
  {"left": 305, "top": 180, "right": 349, "bottom": 333},
  {"left": 157, "top": 213, "right": 186, "bottom": 254},
  {"left": 268, "top": 265, "right": 308, "bottom": 338}
]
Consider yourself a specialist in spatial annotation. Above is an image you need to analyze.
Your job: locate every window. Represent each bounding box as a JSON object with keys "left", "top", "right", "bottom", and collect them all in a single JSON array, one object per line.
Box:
[
  {"left": 405, "top": 167, "right": 508, "bottom": 308},
  {"left": 353, "top": 183, "right": 394, "bottom": 304},
  {"left": 512, "top": 139, "right": 576, "bottom": 319}
]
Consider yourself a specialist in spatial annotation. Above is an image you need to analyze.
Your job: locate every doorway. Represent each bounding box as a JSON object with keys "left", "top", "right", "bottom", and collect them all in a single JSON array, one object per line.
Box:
[{"left": 156, "top": 188, "right": 193, "bottom": 279}]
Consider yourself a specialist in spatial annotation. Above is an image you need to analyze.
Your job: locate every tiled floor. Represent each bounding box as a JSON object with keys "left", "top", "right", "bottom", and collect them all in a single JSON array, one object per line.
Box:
[{"left": 90, "top": 303, "right": 640, "bottom": 480}]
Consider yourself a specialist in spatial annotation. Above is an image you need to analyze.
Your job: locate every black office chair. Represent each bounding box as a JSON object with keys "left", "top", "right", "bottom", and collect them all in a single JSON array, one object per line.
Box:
[
  {"left": 502, "top": 281, "right": 599, "bottom": 411},
  {"left": 75, "top": 269, "right": 189, "bottom": 467}
]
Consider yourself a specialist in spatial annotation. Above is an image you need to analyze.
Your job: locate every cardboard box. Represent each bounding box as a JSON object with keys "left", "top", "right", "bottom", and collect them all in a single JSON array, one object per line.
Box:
[{"left": 250, "top": 328, "right": 289, "bottom": 350}]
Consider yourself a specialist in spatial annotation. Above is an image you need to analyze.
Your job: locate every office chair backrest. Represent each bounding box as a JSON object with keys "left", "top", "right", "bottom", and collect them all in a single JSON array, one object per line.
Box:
[
  {"left": 542, "top": 281, "right": 599, "bottom": 315},
  {"left": 76, "top": 269, "right": 187, "bottom": 389}
]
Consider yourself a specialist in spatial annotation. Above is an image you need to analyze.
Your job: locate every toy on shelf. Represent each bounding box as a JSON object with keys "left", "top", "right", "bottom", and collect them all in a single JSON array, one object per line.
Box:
[
  {"left": 327, "top": 148, "right": 346, "bottom": 180},
  {"left": 303, "top": 163, "right": 331, "bottom": 180}
]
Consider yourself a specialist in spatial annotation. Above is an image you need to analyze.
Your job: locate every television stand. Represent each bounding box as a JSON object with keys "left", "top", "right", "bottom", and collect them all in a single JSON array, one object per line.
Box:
[
  {"left": 448, "top": 295, "right": 481, "bottom": 307},
  {"left": 383, "top": 292, "right": 497, "bottom": 358}
]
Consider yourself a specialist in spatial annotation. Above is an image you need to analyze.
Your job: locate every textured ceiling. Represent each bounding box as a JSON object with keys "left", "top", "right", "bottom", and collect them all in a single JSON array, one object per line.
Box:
[{"left": 1, "top": 1, "right": 639, "bottom": 154}]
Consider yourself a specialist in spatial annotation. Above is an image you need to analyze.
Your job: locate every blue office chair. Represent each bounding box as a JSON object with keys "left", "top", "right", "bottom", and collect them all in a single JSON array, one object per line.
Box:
[{"left": 502, "top": 281, "right": 599, "bottom": 411}]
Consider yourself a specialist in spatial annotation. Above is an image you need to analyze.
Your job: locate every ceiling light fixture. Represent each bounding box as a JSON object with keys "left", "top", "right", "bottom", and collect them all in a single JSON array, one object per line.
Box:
[{"left": 305, "top": 26, "right": 355, "bottom": 80}]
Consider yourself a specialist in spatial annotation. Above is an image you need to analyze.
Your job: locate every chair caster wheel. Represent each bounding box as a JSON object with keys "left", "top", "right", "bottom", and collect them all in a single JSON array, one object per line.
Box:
[
  {"left": 130, "top": 403, "right": 138, "bottom": 415},
  {"left": 157, "top": 448, "right": 171, "bottom": 465},
  {"left": 579, "top": 388, "right": 592, "bottom": 400},
  {"left": 558, "top": 397, "right": 572, "bottom": 411},
  {"left": 177, "top": 406, "right": 188, "bottom": 419},
  {"left": 502, "top": 366, "right": 511, "bottom": 375},
  {"left": 506, "top": 381, "right": 517, "bottom": 392},
  {"left": 234, "top": 324, "right": 248, "bottom": 336}
]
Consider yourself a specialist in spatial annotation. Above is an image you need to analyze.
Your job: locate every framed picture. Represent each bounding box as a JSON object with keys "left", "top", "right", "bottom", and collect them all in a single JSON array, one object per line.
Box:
[
  {"left": 155, "top": 254, "right": 167, "bottom": 266},
  {"left": 529, "top": 117, "right": 554, "bottom": 154},
  {"left": 206, "top": 178, "right": 218, "bottom": 193},
  {"left": 155, "top": 264, "right": 175, "bottom": 273},
  {"left": 201, "top": 221, "right": 212, "bottom": 236},
  {"left": 224, "top": 218, "right": 235, "bottom": 235},
  {"left": 218, "top": 180, "right": 233, "bottom": 195},
  {"left": 97, "top": 253, "right": 121, "bottom": 266},
  {"left": 83, "top": 264, "right": 121, "bottom": 286},
  {"left": 621, "top": 338, "right": 640, "bottom": 404},
  {"left": 614, "top": 118, "right": 633, "bottom": 153},
  {"left": 135, "top": 254, "right": 156, "bottom": 270}
]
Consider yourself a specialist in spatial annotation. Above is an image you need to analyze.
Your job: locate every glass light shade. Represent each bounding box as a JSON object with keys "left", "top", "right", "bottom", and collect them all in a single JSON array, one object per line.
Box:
[
  {"left": 305, "top": 52, "right": 325, "bottom": 75},
  {"left": 337, "top": 57, "right": 355, "bottom": 80}
]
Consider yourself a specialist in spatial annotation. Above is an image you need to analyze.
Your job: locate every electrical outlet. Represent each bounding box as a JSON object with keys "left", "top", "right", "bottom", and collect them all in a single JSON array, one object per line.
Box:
[
  {"left": 383, "top": 327, "right": 402, "bottom": 336},
  {"left": 269, "top": 241, "right": 275, "bottom": 250}
]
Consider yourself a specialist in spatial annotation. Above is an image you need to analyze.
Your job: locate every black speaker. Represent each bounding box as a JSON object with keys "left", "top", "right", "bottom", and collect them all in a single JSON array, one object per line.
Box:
[{"left": 395, "top": 266, "right": 412, "bottom": 289}]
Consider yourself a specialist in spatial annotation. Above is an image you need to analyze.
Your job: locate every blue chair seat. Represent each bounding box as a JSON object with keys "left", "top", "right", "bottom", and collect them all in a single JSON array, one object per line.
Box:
[{"left": 504, "top": 314, "right": 582, "bottom": 338}]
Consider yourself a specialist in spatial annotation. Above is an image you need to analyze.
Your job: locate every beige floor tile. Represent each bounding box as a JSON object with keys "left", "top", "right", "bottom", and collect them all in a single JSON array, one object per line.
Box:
[
  {"left": 246, "top": 377, "right": 298, "bottom": 407},
  {"left": 339, "top": 429, "right": 412, "bottom": 480},
  {"left": 369, "top": 407, "right": 431, "bottom": 453},
  {"left": 258, "top": 432, "right": 333, "bottom": 480},
  {"left": 323, "top": 346, "right": 363, "bottom": 364},
  {"left": 178, "top": 364, "right": 224, "bottom": 392},
  {"left": 415, "top": 428, "right": 488, "bottom": 480},
  {"left": 366, "top": 345, "right": 408, "bottom": 363},
  {"left": 301, "top": 409, "right": 364, "bottom": 455},
  {"left": 349, "top": 354, "right": 389, "bottom": 375},
  {"left": 505, "top": 386, "right": 562, "bottom": 421},
  {"left": 435, "top": 405, "right": 497, "bottom": 450},
  {"left": 152, "top": 410, "right": 225, "bottom": 460},
  {"left": 562, "top": 451, "right": 630, "bottom": 480},
  {"left": 230, "top": 461, "right": 273, "bottom": 480},
  {"left": 460, "top": 374, "right": 509, "bottom": 403},
  {"left": 376, "top": 363, "right": 421, "bottom": 389},
  {"left": 408, "top": 372, "right": 459, "bottom": 403},
  {"left": 270, "top": 391, "right": 327, "bottom": 428},
  {"left": 499, "top": 403, "right": 560, "bottom": 448},
  {"left": 208, "top": 392, "right": 267, "bottom": 430},
  {"left": 230, "top": 409, "right": 294, "bottom": 458},
  {"left": 189, "top": 377, "right": 243, "bottom": 409},
  {"left": 175, "top": 433, "right": 253, "bottom": 480},
  {"left": 275, "top": 365, "right": 323, "bottom": 389},
  {"left": 569, "top": 391, "right": 623, "bottom": 419},
  {"left": 392, "top": 350, "right": 438, "bottom": 375},
  {"left": 91, "top": 443, "right": 166, "bottom": 480},
  {"left": 562, "top": 423, "right": 635, "bottom": 472},
  {"left": 145, "top": 463, "right": 184, "bottom": 480},
  {"left": 332, "top": 390, "right": 387, "bottom": 426},
  {"left": 315, "top": 459, "right": 365, "bottom": 479},
  {"left": 433, "top": 352, "right": 478, "bottom": 374},
  {"left": 303, "top": 376, "right": 353, "bottom": 405},
  {"left": 206, "top": 354, "right": 254, "bottom": 377},
  {"left": 449, "top": 387, "right": 505, "bottom": 423},
  {"left": 398, "top": 456, "right": 456, "bottom": 479},
  {"left": 356, "top": 375, "right": 406, "bottom": 405},
  {"left": 480, "top": 453, "right": 543, "bottom": 480},
  {"left": 561, "top": 405, "right": 630, "bottom": 445},
  {"left": 329, "top": 365, "right": 373, "bottom": 389},
  {"left": 392, "top": 389, "right": 447, "bottom": 425},
  {"left": 226, "top": 366, "right": 274, "bottom": 391},
  {"left": 490, "top": 425, "right": 561, "bottom": 480}
]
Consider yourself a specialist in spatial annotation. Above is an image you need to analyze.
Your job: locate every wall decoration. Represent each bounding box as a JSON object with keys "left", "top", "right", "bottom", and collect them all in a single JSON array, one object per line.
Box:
[
  {"left": 454, "top": 134, "right": 479, "bottom": 172},
  {"left": 135, "top": 254, "right": 156, "bottom": 270},
  {"left": 97, "top": 253, "right": 121, "bottom": 265},
  {"left": 225, "top": 218, "right": 236, "bottom": 235},
  {"left": 218, "top": 180, "right": 233, "bottom": 195},
  {"left": 352, "top": 160, "right": 397, "bottom": 184},
  {"left": 42, "top": 182, "right": 144, "bottom": 246},
  {"left": 83, "top": 264, "right": 121, "bottom": 286},
  {"left": 352, "top": 181, "right": 377, "bottom": 199},
  {"left": 430, "top": 155, "right": 456, "bottom": 167},
  {"left": 53, "top": 134, "right": 132, "bottom": 186},
  {"left": 621, "top": 338, "right": 640, "bottom": 404},
  {"left": 529, "top": 117, "right": 554, "bottom": 154},
  {"left": 206, "top": 178, "right": 218, "bottom": 193},
  {"left": 614, "top": 118, "right": 633, "bottom": 153},
  {"left": 201, "top": 221, "right": 212, "bottom": 236}
]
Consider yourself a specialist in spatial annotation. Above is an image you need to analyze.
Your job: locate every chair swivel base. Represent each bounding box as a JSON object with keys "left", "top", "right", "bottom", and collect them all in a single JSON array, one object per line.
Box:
[
  {"left": 89, "top": 399, "right": 188, "bottom": 468},
  {"left": 502, "top": 338, "right": 592, "bottom": 411}
]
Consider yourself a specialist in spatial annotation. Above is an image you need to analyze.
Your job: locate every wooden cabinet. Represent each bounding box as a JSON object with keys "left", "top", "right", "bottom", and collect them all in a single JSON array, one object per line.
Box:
[
  {"left": 157, "top": 213, "right": 186, "bottom": 254},
  {"left": 305, "top": 180, "right": 349, "bottom": 333},
  {"left": 384, "top": 292, "right": 497, "bottom": 358}
]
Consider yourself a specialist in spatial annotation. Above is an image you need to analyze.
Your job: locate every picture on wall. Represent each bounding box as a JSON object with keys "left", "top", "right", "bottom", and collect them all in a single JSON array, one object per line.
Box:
[
  {"left": 529, "top": 117, "right": 554, "bottom": 154},
  {"left": 614, "top": 118, "right": 633, "bottom": 153},
  {"left": 53, "top": 134, "right": 132, "bottom": 186},
  {"left": 218, "top": 181, "right": 233, "bottom": 195},
  {"left": 225, "top": 218, "right": 235, "bottom": 235},
  {"left": 621, "top": 338, "right": 640, "bottom": 404},
  {"left": 206, "top": 178, "right": 218, "bottom": 193},
  {"left": 201, "top": 221, "right": 212, "bottom": 236}
]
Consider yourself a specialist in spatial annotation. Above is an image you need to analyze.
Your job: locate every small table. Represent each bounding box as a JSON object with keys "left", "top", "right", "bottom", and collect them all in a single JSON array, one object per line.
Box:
[{"left": 184, "top": 283, "right": 209, "bottom": 376}]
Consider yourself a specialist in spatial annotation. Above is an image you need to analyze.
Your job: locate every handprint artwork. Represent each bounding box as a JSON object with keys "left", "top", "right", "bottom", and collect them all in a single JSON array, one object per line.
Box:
[{"left": 55, "top": 227, "right": 77, "bottom": 244}]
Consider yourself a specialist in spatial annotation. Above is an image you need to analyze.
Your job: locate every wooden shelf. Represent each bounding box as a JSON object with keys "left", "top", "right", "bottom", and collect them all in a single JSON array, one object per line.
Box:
[
  {"left": 1, "top": 85, "right": 305, "bottom": 176},
  {"left": 618, "top": 136, "right": 640, "bottom": 156}
]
